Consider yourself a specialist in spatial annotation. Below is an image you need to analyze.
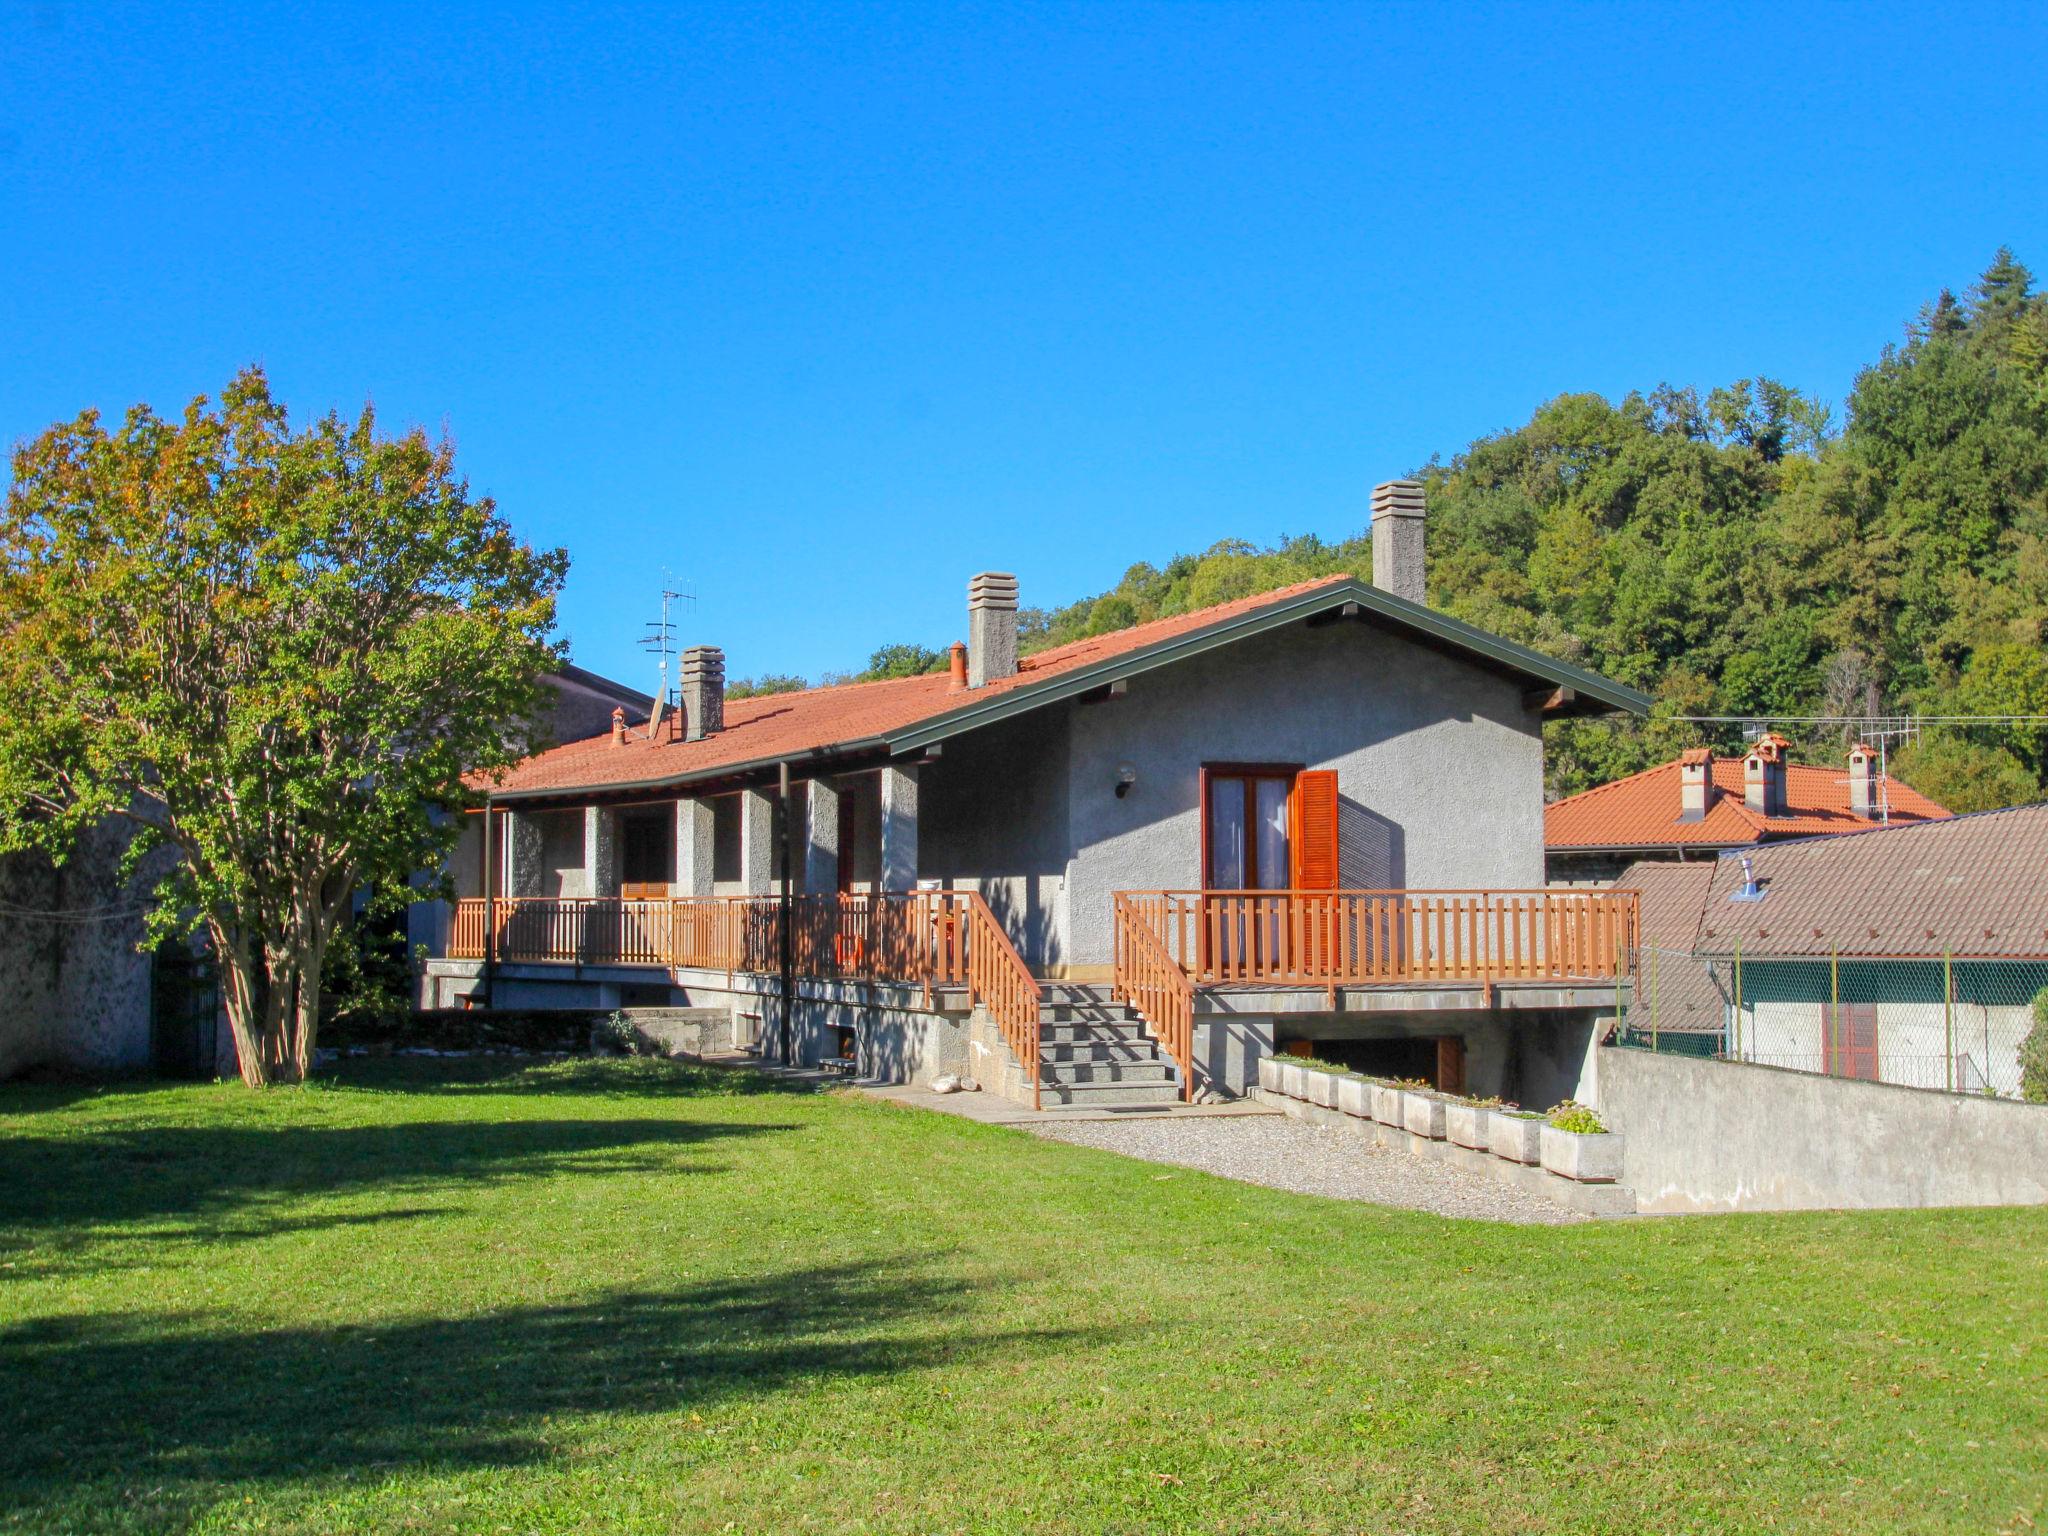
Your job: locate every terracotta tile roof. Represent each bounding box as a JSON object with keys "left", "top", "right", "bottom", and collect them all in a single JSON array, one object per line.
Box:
[
  {"left": 1546, "top": 755, "right": 1950, "bottom": 852},
  {"left": 1692, "top": 803, "right": 2048, "bottom": 959},
  {"left": 482, "top": 575, "right": 1364, "bottom": 798}
]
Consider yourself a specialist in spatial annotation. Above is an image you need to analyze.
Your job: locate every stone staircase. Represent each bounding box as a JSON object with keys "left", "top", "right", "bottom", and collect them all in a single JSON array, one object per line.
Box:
[{"left": 1032, "top": 983, "right": 1182, "bottom": 1107}]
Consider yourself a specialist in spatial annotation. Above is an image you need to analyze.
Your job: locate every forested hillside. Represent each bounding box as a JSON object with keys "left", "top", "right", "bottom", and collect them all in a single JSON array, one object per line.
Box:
[{"left": 1011, "top": 252, "right": 2048, "bottom": 809}]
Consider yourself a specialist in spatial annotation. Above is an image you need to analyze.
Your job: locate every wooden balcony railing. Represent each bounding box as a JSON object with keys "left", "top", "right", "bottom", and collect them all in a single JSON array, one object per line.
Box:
[
  {"left": 1112, "top": 888, "right": 1639, "bottom": 989},
  {"left": 448, "top": 891, "right": 1042, "bottom": 1101}
]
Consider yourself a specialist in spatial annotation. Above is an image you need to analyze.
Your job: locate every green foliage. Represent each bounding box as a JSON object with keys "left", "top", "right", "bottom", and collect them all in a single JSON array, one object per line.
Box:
[
  {"left": 2022, "top": 987, "right": 2048, "bottom": 1104},
  {"left": 1022, "top": 254, "right": 2048, "bottom": 804},
  {"left": 1890, "top": 735, "right": 2042, "bottom": 814},
  {"left": 1547, "top": 1100, "right": 1607, "bottom": 1134},
  {"left": 857, "top": 643, "right": 950, "bottom": 681},
  {"left": 725, "top": 672, "right": 808, "bottom": 699},
  {"left": 0, "top": 368, "right": 565, "bottom": 1085}
]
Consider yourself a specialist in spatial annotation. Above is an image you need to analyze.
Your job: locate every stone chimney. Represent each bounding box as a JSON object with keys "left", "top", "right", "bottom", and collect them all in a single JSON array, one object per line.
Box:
[
  {"left": 680, "top": 646, "right": 725, "bottom": 742},
  {"left": 967, "top": 572, "right": 1018, "bottom": 689},
  {"left": 1678, "top": 748, "right": 1714, "bottom": 821},
  {"left": 1370, "top": 479, "right": 1427, "bottom": 605},
  {"left": 1743, "top": 733, "right": 1789, "bottom": 816},
  {"left": 1847, "top": 741, "right": 1876, "bottom": 818}
]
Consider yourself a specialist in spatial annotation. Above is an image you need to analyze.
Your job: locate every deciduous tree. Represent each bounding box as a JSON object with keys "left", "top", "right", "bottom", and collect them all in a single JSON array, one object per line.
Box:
[{"left": 0, "top": 369, "right": 566, "bottom": 1085}]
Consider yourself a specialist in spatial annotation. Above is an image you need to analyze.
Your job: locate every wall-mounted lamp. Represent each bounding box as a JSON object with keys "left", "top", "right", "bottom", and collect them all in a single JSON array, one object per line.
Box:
[{"left": 1114, "top": 763, "right": 1138, "bottom": 799}]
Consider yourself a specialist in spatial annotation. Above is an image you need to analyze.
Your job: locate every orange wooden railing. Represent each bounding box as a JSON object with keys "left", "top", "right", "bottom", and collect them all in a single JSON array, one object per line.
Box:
[
  {"left": 1111, "top": 895, "right": 1198, "bottom": 1102},
  {"left": 1113, "top": 889, "right": 1639, "bottom": 988},
  {"left": 958, "top": 890, "right": 1046, "bottom": 1110},
  {"left": 448, "top": 891, "right": 1042, "bottom": 1099}
]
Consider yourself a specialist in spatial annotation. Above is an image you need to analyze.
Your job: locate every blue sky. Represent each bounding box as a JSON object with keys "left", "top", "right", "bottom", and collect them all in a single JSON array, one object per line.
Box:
[{"left": 5, "top": 2, "right": 2046, "bottom": 693}]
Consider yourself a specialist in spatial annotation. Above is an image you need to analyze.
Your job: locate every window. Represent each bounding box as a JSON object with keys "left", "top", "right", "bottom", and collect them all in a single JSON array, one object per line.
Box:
[{"left": 1202, "top": 766, "right": 1299, "bottom": 890}]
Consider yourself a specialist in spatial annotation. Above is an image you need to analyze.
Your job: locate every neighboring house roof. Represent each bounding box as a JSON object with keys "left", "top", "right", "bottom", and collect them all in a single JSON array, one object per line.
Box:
[
  {"left": 552, "top": 663, "right": 654, "bottom": 710},
  {"left": 1546, "top": 754, "right": 1949, "bottom": 853},
  {"left": 481, "top": 574, "right": 1650, "bottom": 801},
  {"left": 1692, "top": 803, "right": 2048, "bottom": 960},
  {"left": 1613, "top": 860, "right": 1724, "bottom": 1033}
]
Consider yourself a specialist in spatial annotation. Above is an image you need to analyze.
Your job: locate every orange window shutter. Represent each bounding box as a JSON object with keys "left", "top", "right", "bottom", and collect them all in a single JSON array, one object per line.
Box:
[{"left": 1289, "top": 770, "right": 1340, "bottom": 889}]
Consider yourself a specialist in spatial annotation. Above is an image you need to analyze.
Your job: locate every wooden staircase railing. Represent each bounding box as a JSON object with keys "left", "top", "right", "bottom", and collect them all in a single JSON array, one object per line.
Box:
[
  {"left": 1112, "top": 893, "right": 1198, "bottom": 1102},
  {"left": 956, "top": 890, "right": 1046, "bottom": 1110}
]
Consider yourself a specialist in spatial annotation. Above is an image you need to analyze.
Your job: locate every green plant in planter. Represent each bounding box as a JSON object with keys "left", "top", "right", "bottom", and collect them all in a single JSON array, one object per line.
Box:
[
  {"left": 1547, "top": 1100, "right": 1606, "bottom": 1135},
  {"left": 1296, "top": 1057, "right": 1352, "bottom": 1075},
  {"left": 1390, "top": 1077, "right": 1432, "bottom": 1091}
]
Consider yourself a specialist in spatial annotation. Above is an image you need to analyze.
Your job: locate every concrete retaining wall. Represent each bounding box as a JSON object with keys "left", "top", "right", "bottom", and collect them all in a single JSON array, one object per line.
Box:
[{"left": 1597, "top": 1046, "right": 2048, "bottom": 1212}]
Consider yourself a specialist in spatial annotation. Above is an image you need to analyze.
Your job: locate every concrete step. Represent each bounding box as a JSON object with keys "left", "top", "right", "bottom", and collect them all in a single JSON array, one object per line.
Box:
[
  {"left": 1039, "top": 983, "right": 1118, "bottom": 1005},
  {"left": 1039, "top": 1060, "right": 1177, "bottom": 1086},
  {"left": 1038, "top": 1003, "right": 1142, "bottom": 1025},
  {"left": 1037, "top": 1021, "right": 1154, "bottom": 1045},
  {"left": 1037, "top": 1039, "right": 1163, "bottom": 1064},
  {"left": 1040, "top": 1079, "right": 1183, "bottom": 1107}
]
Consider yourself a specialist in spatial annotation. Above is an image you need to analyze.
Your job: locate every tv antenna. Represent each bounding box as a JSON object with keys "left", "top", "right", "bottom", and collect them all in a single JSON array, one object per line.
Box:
[{"left": 639, "top": 576, "right": 697, "bottom": 735}]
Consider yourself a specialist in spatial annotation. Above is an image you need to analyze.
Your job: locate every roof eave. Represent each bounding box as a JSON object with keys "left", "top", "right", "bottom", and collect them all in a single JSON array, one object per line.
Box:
[
  {"left": 887, "top": 579, "right": 1648, "bottom": 753},
  {"left": 479, "top": 734, "right": 894, "bottom": 803}
]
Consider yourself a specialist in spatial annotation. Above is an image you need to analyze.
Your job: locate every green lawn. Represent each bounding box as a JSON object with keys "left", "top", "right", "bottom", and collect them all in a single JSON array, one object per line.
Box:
[{"left": 2, "top": 1059, "right": 2043, "bottom": 1534}]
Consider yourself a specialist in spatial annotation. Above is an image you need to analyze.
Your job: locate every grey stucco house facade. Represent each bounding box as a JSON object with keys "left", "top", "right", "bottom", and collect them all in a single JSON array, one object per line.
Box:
[{"left": 422, "top": 482, "right": 1648, "bottom": 1106}]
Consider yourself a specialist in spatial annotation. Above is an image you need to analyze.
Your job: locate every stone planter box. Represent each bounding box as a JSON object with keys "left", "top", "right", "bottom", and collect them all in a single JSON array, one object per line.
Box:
[
  {"left": 1540, "top": 1124, "right": 1626, "bottom": 1184},
  {"left": 1371, "top": 1083, "right": 1407, "bottom": 1126},
  {"left": 1258, "top": 1056, "right": 1286, "bottom": 1095},
  {"left": 1403, "top": 1091, "right": 1448, "bottom": 1140},
  {"left": 1275, "top": 1059, "right": 1311, "bottom": 1101},
  {"left": 1491, "top": 1110, "right": 1545, "bottom": 1165},
  {"left": 1305, "top": 1068, "right": 1340, "bottom": 1110},
  {"left": 1336, "top": 1075, "right": 1373, "bottom": 1118},
  {"left": 1445, "top": 1102, "right": 1492, "bottom": 1151}
]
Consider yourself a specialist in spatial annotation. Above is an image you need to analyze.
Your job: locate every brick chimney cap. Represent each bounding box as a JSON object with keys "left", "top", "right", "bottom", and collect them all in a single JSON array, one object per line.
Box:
[{"left": 1680, "top": 747, "right": 1713, "bottom": 767}]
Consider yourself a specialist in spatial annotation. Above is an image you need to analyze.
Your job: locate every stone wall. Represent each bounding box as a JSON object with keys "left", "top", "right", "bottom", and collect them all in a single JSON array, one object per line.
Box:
[{"left": 1597, "top": 1045, "right": 2048, "bottom": 1211}]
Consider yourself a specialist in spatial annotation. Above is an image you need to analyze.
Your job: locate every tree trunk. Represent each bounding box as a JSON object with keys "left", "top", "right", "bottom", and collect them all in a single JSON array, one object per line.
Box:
[{"left": 213, "top": 925, "right": 275, "bottom": 1089}]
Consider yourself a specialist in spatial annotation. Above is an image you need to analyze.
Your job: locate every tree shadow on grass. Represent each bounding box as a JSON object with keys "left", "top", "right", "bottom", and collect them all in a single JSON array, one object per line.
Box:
[
  {"left": 0, "top": 1113, "right": 793, "bottom": 1272},
  {"left": 0, "top": 1257, "right": 1111, "bottom": 1530},
  {"left": 323, "top": 1054, "right": 819, "bottom": 1099}
]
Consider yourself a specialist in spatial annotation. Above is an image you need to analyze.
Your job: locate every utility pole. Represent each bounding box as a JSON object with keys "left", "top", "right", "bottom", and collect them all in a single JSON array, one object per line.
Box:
[{"left": 777, "top": 760, "right": 795, "bottom": 1064}]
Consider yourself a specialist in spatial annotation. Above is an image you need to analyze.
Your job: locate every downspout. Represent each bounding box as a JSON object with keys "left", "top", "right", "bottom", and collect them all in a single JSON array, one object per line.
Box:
[
  {"left": 777, "top": 760, "right": 795, "bottom": 1064},
  {"left": 482, "top": 797, "right": 497, "bottom": 1009}
]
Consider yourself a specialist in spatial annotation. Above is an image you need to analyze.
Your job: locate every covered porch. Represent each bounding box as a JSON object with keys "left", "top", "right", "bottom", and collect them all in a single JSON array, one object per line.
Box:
[{"left": 434, "top": 884, "right": 1638, "bottom": 1104}]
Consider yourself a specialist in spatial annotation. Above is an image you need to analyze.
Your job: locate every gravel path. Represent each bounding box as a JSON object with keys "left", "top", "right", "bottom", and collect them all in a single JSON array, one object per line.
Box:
[{"left": 1033, "top": 1113, "right": 1587, "bottom": 1225}]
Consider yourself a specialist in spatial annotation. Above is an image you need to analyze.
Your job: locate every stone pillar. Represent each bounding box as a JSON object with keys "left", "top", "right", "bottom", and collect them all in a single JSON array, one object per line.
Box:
[
  {"left": 506, "top": 810, "right": 546, "bottom": 896},
  {"left": 739, "top": 787, "right": 777, "bottom": 895},
  {"left": 673, "top": 796, "right": 716, "bottom": 896},
  {"left": 583, "top": 806, "right": 618, "bottom": 898},
  {"left": 879, "top": 763, "right": 919, "bottom": 891},
  {"left": 804, "top": 777, "right": 842, "bottom": 894}
]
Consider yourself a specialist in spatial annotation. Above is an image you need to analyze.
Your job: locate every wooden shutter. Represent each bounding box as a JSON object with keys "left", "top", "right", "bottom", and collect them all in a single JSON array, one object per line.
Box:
[{"left": 1288, "top": 770, "right": 1340, "bottom": 889}]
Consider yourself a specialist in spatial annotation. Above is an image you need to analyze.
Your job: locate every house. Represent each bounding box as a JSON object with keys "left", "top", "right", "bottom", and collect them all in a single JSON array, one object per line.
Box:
[
  {"left": 0, "top": 666, "right": 653, "bottom": 1083},
  {"left": 420, "top": 481, "right": 1650, "bottom": 1106},
  {"left": 1665, "top": 805, "right": 2048, "bottom": 1098},
  {"left": 1544, "top": 737, "right": 1950, "bottom": 885}
]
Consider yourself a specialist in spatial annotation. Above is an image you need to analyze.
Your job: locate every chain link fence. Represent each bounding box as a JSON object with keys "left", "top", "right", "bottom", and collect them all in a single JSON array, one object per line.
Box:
[{"left": 1619, "top": 945, "right": 2047, "bottom": 1100}]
